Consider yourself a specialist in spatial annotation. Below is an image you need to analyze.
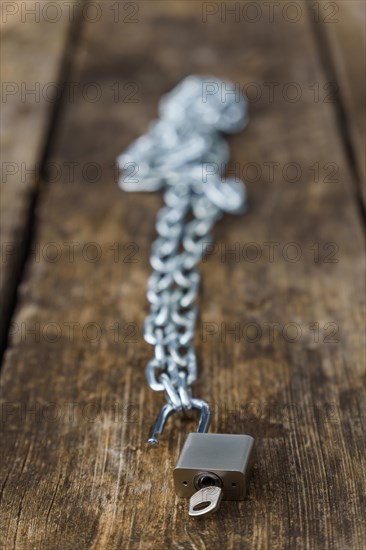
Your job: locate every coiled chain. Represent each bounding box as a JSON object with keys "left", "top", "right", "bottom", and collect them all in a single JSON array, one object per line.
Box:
[{"left": 117, "top": 76, "right": 248, "bottom": 421}]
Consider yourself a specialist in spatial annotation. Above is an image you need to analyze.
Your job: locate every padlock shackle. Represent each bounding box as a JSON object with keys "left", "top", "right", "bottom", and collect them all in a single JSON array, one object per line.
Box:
[
  {"left": 191, "top": 398, "right": 211, "bottom": 434},
  {"left": 147, "top": 399, "right": 211, "bottom": 445}
]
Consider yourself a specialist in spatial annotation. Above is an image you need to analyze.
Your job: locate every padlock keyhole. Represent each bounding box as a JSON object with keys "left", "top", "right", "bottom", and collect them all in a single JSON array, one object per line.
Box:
[
  {"left": 200, "top": 476, "right": 216, "bottom": 488},
  {"left": 194, "top": 472, "right": 222, "bottom": 491}
]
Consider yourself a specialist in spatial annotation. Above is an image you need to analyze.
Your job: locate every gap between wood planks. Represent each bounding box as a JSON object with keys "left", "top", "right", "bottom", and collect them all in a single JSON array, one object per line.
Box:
[
  {"left": 0, "top": 5, "right": 86, "bottom": 366},
  {"left": 306, "top": 1, "right": 366, "bottom": 228}
]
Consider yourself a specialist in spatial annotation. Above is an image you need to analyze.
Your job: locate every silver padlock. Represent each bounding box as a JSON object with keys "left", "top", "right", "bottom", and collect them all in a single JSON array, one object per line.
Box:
[
  {"left": 148, "top": 399, "right": 254, "bottom": 517},
  {"left": 175, "top": 432, "right": 254, "bottom": 517}
]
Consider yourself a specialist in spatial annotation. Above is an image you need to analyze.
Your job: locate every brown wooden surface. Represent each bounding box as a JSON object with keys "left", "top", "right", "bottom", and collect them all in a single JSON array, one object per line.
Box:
[
  {"left": 1, "top": 2, "right": 365, "bottom": 549},
  {"left": 317, "top": 0, "right": 366, "bottom": 205},
  {"left": 0, "top": 0, "right": 76, "bottom": 352}
]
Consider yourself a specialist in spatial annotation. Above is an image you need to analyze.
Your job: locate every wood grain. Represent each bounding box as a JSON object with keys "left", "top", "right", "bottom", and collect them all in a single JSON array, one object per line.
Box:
[
  {"left": 315, "top": 0, "right": 366, "bottom": 204},
  {"left": 0, "top": 1, "right": 77, "bottom": 350},
  {"left": 1, "top": 2, "right": 365, "bottom": 549}
]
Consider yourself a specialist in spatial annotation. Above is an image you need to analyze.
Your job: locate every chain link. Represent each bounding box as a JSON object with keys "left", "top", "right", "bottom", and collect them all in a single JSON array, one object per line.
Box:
[{"left": 117, "top": 75, "right": 248, "bottom": 415}]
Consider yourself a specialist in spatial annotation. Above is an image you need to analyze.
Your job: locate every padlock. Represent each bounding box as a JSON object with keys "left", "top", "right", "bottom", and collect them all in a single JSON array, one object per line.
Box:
[
  {"left": 174, "top": 432, "right": 254, "bottom": 516},
  {"left": 148, "top": 397, "right": 254, "bottom": 517}
]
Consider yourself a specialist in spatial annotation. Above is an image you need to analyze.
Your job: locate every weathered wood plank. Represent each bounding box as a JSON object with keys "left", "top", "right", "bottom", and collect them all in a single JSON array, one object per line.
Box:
[
  {"left": 1, "top": 2, "right": 365, "bottom": 549},
  {"left": 315, "top": 0, "right": 366, "bottom": 204},
  {"left": 0, "top": 1, "right": 78, "bottom": 351}
]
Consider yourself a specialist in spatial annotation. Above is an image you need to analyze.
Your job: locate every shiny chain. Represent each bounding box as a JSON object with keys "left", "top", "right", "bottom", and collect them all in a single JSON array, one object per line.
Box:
[{"left": 117, "top": 76, "right": 248, "bottom": 441}]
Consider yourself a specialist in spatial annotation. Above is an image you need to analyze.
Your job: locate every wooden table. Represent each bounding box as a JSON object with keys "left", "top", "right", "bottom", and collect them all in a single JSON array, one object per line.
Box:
[{"left": 1, "top": 2, "right": 365, "bottom": 548}]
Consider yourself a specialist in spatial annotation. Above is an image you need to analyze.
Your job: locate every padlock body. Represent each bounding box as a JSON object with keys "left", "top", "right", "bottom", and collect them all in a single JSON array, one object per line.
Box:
[{"left": 174, "top": 433, "right": 254, "bottom": 500}]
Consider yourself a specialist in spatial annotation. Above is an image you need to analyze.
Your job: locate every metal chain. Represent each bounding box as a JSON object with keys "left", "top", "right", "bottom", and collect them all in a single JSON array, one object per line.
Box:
[{"left": 117, "top": 76, "right": 248, "bottom": 439}]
